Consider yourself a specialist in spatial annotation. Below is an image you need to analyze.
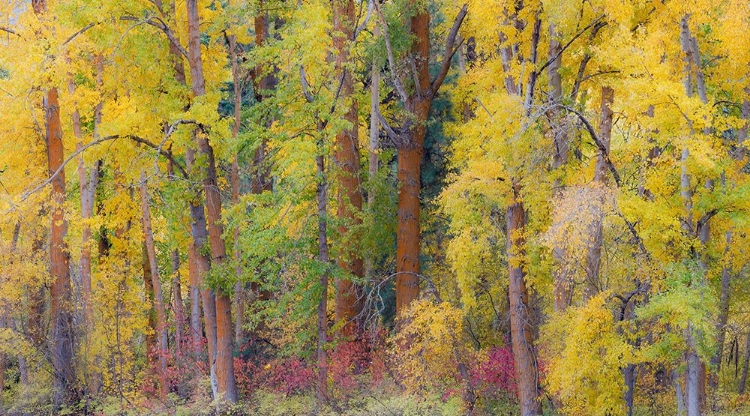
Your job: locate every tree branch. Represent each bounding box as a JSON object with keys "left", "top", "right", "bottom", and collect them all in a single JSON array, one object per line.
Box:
[
  {"left": 300, "top": 66, "right": 315, "bottom": 103},
  {"left": 563, "top": 105, "right": 621, "bottom": 186},
  {"left": 62, "top": 22, "right": 99, "bottom": 46},
  {"left": 120, "top": 15, "right": 188, "bottom": 59},
  {"left": 536, "top": 15, "right": 606, "bottom": 77},
  {"left": 373, "top": 0, "right": 408, "bottom": 103},
  {"left": 21, "top": 134, "right": 188, "bottom": 202},
  {"left": 0, "top": 27, "right": 21, "bottom": 38},
  {"left": 354, "top": 0, "right": 374, "bottom": 40},
  {"left": 430, "top": 3, "right": 468, "bottom": 98}
]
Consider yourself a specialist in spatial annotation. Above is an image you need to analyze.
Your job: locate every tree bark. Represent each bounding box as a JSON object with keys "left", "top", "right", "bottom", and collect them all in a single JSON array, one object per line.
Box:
[
  {"left": 139, "top": 172, "right": 169, "bottom": 399},
  {"left": 188, "top": 244, "right": 204, "bottom": 382},
  {"left": 44, "top": 86, "right": 78, "bottom": 408},
  {"left": 394, "top": 4, "right": 432, "bottom": 314},
  {"left": 315, "top": 134, "right": 330, "bottom": 405},
  {"left": 584, "top": 86, "right": 614, "bottom": 300},
  {"left": 332, "top": 0, "right": 364, "bottom": 337},
  {"left": 507, "top": 184, "right": 541, "bottom": 416},
  {"left": 390, "top": 3, "right": 467, "bottom": 314},
  {"left": 187, "top": 0, "right": 236, "bottom": 401},
  {"left": 739, "top": 330, "right": 750, "bottom": 393},
  {"left": 186, "top": 148, "right": 219, "bottom": 398},
  {"left": 710, "top": 232, "right": 732, "bottom": 393}
]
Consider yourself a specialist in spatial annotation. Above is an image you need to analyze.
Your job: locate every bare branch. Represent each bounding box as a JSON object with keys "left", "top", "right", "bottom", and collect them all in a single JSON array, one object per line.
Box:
[
  {"left": 120, "top": 15, "right": 188, "bottom": 59},
  {"left": 375, "top": 106, "right": 399, "bottom": 142},
  {"left": 430, "top": 3, "right": 468, "bottom": 98},
  {"left": 562, "top": 105, "right": 621, "bottom": 186},
  {"left": 300, "top": 66, "right": 315, "bottom": 103},
  {"left": 62, "top": 22, "right": 99, "bottom": 46},
  {"left": 536, "top": 15, "right": 606, "bottom": 77},
  {"left": 373, "top": 0, "right": 408, "bottom": 103},
  {"left": 21, "top": 134, "right": 188, "bottom": 202},
  {"left": 354, "top": 0, "right": 374, "bottom": 40},
  {"left": 0, "top": 27, "right": 21, "bottom": 38}
]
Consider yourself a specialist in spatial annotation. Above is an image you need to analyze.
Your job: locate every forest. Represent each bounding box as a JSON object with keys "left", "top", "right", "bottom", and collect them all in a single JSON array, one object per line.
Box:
[{"left": 0, "top": 0, "right": 749, "bottom": 414}]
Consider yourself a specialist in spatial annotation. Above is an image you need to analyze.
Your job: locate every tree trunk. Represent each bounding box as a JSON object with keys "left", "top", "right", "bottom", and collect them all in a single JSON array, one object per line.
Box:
[
  {"left": 507, "top": 184, "right": 541, "bottom": 416},
  {"left": 739, "top": 330, "right": 750, "bottom": 393},
  {"left": 584, "top": 86, "right": 614, "bottom": 300},
  {"left": 710, "top": 232, "right": 732, "bottom": 392},
  {"left": 226, "top": 33, "right": 246, "bottom": 349},
  {"left": 368, "top": 25, "right": 380, "bottom": 208},
  {"left": 394, "top": 2, "right": 432, "bottom": 314},
  {"left": 187, "top": 0, "right": 236, "bottom": 401},
  {"left": 139, "top": 172, "right": 169, "bottom": 399},
  {"left": 624, "top": 363, "right": 636, "bottom": 416},
  {"left": 188, "top": 244, "right": 204, "bottom": 382},
  {"left": 186, "top": 148, "right": 219, "bottom": 398},
  {"left": 45, "top": 86, "right": 77, "bottom": 408},
  {"left": 315, "top": 137, "right": 330, "bottom": 405},
  {"left": 172, "top": 249, "right": 185, "bottom": 358},
  {"left": 332, "top": 0, "right": 364, "bottom": 337}
]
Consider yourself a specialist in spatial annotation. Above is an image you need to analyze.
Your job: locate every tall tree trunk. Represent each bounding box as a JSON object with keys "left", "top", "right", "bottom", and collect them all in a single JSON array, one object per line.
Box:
[
  {"left": 333, "top": 0, "right": 364, "bottom": 337},
  {"left": 227, "top": 33, "right": 246, "bottom": 348},
  {"left": 710, "top": 232, "right": 732, "bottom": 393},
  {"left": 139, "top": 172, "right": 169, "bottom": 400},
  {"left": 45, "top": 86, "right": 77, "bottom": 409},
  {"left": 187, "top": 149, "right": 219, "bottom": 398},
  {"left": 548, "top": 23, "right": 572, "bottom": 313},
  {"left": 315, "top": 137, "right": 330, "bottom": 405},
  {"left": 368, "top": 25, "right": 380, "bottom": 208},
  {"left": 33, "top": 0, "right": 77, "bottom": 404},
  {"left": 142, "top": 244, "right": 158, "bottom": 387},
  {"left": 584, "top": 86, "right": 614, "bottom": 300},
  {"left": 680, "top": 16, "right": 709, "bottom": 414},
  {"left": 394, "top": 4, "right": 432, "bottom": 314},
  {"left": 187, "top": 0, "right": 236, "bottom": 401},
  {"left": 507, "top": 183, "right": 541, "bottom": 416}
]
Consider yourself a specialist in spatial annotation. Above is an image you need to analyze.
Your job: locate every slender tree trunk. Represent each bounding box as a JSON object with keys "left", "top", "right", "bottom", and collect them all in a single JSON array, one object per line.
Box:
[
  {"left": 739, "top": 330, "right": 750, "bottom": 394},
  {"left": 140, "top": 172, "right": 169, "bottom": 399},
  {"left": 584, "top": 86, "right": 614, "bottom": 300},
  {"left": 368, "top": 25, "right": 380, "bottom": 208},
  {"left": 187, "top": 148, "right": 219, "bottom": 398},
  {"left": 188, "top": 244, "right": 204, "bottom": 382},
  {"left": 710, "top": 232, "right": 732, "bottom": 393},
  {"left": 172, "top": 250, "right": 185, "bottom": 355},
  {"left": 507, "top": 183, "right": 541, "bottom": 416},
  {"left": 333, "top": 0, "right": 364, "bottom": 337},
  {"left": 548, "top": 23, "right": 572, "bottom": 314},
  {"left": 315, "top": 133, "right": 330, "bottom": 405},
  {"left": 227, "top": 34, "right": 246, "bottom": 348},
  {"left": 186, "top": 0, "right": 236, "bottom": 401}
]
